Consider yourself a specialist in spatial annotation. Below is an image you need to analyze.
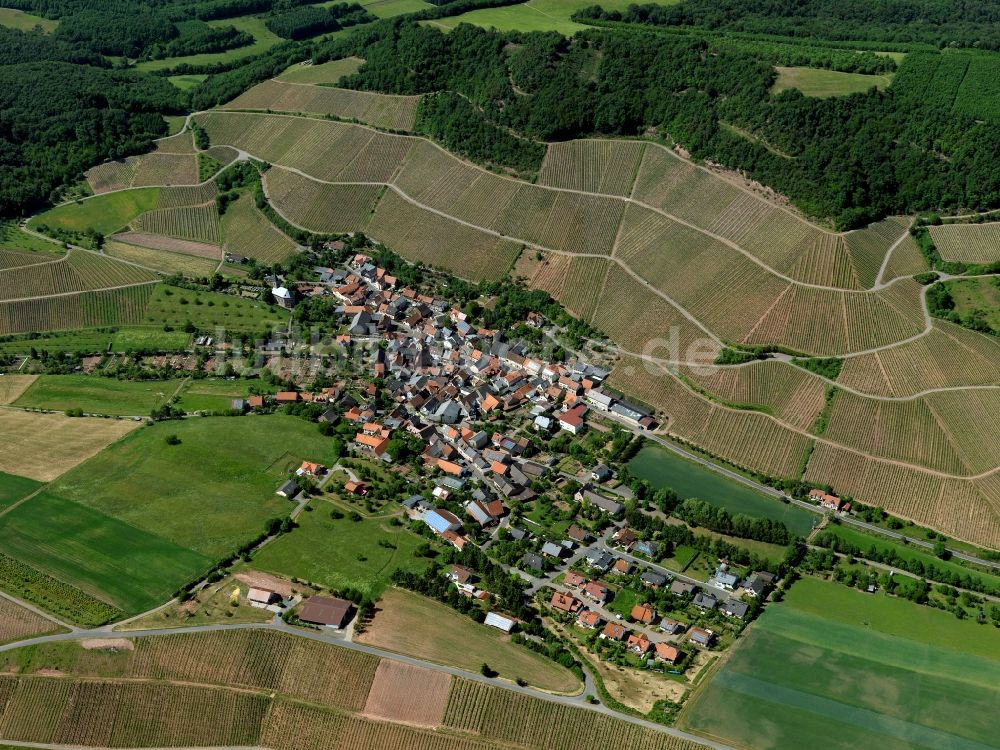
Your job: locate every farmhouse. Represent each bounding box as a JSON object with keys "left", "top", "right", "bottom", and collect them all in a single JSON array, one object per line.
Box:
[
  {"left": 423, "top": 508, "right": 462, "bottom": 535},
  {"left": 298, "top": 596, "right": 353, "bottom": 628},
  {"left": 276, "top": 480, "right": 300, "bottom": 498},
  {"left": 810, "top": 488, "right": 850, "bottom": 511},
  {"left": 558, "top": 403, "right": 587, "bottom": 434}
]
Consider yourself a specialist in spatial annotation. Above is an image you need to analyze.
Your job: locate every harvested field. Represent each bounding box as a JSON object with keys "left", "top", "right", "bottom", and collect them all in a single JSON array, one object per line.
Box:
[
  {"left": 0, "top": 375, "right": 37, "bottom": 405},
  {"left": 224, "top": 79, "right": 420, "bottom": 131},
  {"left": 0, "top": 409, "right": 138, "bottom": 481},
  {"left": 929, "top": 222, "right": 1000, "bottom": 263},
  {"left": 0, "top": 285, "right": 156, "bottom": 337},
  {"left": 222, "top": 193, "right": 298, "bottom": 263},
  {"left": 112, "top": 231, "right": 222, "bottom": 259},
  {"left": 276, "top": 56, "right": 364, "bottom": 84},
  {"left": 363, "top": 660, "right": 451, "bottom": 728},
  {"left": 838, "top": 320, "right": 1000, "bottom": 395},
  {"left": 132, "top": 203, "right": 222, "bottom": 245},
  {"left": 0, "top": 596, "right": 61, "bottom": 645},
  {"left": 538, "top": 139, "right": 646, "bottom": 195},
  {"left": 264, "top": 167, "right": 382, "bottom": 233}
]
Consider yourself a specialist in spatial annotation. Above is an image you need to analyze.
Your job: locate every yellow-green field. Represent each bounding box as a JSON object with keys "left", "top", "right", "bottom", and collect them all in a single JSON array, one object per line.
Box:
[
  {"left": 0, "top": 7, "right": 57, "bottom": 32},
  {"left": 772, "top": 66, "right": 893, "bottom": 97},
  {"left": 427, "top": 0, "right": 677, "bottom": 34}
]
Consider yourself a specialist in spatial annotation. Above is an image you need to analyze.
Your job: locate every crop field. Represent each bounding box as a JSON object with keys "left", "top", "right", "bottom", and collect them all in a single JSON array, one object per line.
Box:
[
  {"left": 0, "top": 376, "right": 37, "bottom": 406},
  {"left": 362, "top": 660, "right": 452, "bottom": 727},
  {"left": 538, "top": 139, "right": 646, "bottom": 195},
  {"left": 0, "top": 250, "right": 158, "bottom": 303},
  {"left": 0, "top": 470, "right": 39, "bottom": 513},
  {"left": 30, "top": 188, "right": 160, "bottom": 236},
  {"left": 104, "top": 239, "right": 220, "bottom": 277},
  {"left": 879, "top": 232, "right": 928, "bottom": 282},
  {"left": 224, "top": 79, "right": 421, "bottom": 131},
  {"left": 277, "top": 56, "right": 364, "bottom": 84},
  {"left": 13, "top": 374, "right": 182, "bottom": 416},
  {"left": 154, "top": 129, "right": 196, "bottom": 154},
  {"left": 113, "top": 231, "right": 221, "bottom": 259},
  {"left": 366, "top": 190, "right": 520, "bottom": 281},
  {"left": 252, "top": 505, "right": 434, "bottom": 598},
  {"left": 194, "top": 112, "right": 413, "bottom": 183},
  {"left": 0, "top": 285, "right": 156, "bottom": 337},
  {"left": 264, "top": 167, "right": 383, "bottom": 234},
  {"left": 155, "top": 181, "right": 218, "bottom": 210},
  {"left": 0, "top": 595, "right": 60, "bottom": 646},
  {"left": 681, "top": 577, "right": 1000, "bottom": 750},
  {"left": 0, "top": 7, "right": 57, "bottom": 31},
  {"left": 0, "top": 676, "right": 269, "bottom": 746},
  {"left": 140, "top": 284, "right": 287, "bottom": 331},
  {"left": 680, "top": 360, "right": 828, "bottom": 431},
  {"left": 929, "top": 221, "right": 1000, "bottom": 263},
  {"left": 772, "top": 66, "right": 893, "bottom": 97},
  {"left": 358, "top": 588, "right": 580, "bottom": 692},
  {"left": 803, "top": 442, "right": 1000, "bottom": 549},
  {"left": 0, "top": 248, "right": 61, "bottom": 271},
  {"left": 222, "top": 193, "right": 298, "bottom": 263},
  {"left": 838, "top": 320, "right": 1000, "bottom": 395},
  {"left": 132, "top": 203, "right": 223, "bottom": 245},
  {"left": 86, "top": 153, "right": 199, "bottom": 194},
  {"left": 841, "top": 216, "right": 910, "bottom": 288},
  {"left": 0, "top": 409, "right": 138, "bottom": 482},
  {"left": 444, "top": 678, "right": 703, "bottom": 750}
]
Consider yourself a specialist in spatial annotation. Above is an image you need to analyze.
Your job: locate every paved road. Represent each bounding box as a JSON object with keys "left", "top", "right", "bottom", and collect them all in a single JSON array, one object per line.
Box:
[{"left": 0, "top": 618, "right": 735, "bottom": 750}]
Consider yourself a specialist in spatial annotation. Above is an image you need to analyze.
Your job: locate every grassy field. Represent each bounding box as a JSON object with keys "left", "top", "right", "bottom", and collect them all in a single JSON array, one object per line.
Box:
[
  {"left": 358, "top": 0, "right": 432, "bottom": 17},
  {"left": 359, "top": 588, "right": 580, "bottom": 693},
  {"left": 0, "top": 375, "right": 37, "bottom": 405},
  {"left": 427, "top": 0, "right": 663, "bottom": 34},
  {"left": 943, "top": 277, "right": 1000, "bottom": 336},
  {"left": 176, "top": 378, "right": 255, "bottom": 412},
  {"left": 14, "top": 375, "right": 183, "bottom": 416},
  {"left": 628, "top": 444, "right": 816, "bottom": 535},
  {"left": 0, "top": 471, "right": 41, "bottom": 513},
  {"left": 104, "top": 238, "right": 221, "bottom": 277},
  {"left": 0, "top": 221, "right": 63, "bottom": 254},
  {"left": 772, "top": 66, "right": 893, "bottom": 97},
  {"left": 141, "top": 284, "right": 288, "bottom": 332},
  {"left": 0, "top": 327, "right": 189, "bottom": 356},
  {"left": 681, "top": 577, "right": 1000, "bottom": 750},
  {"left": 0, "top": 7, "right": 57, "bottom": 31},
  {"left": 136, "top": 16, "right": 282, "bottom": 73},
  {"left": 252, "top": 503, "right": 432, "bottom": 598},
  {"left": 0, "top": 409, "right": 139, "bottom": 482},
  {"left": 276, "top": 56, "right": 364, "bottom": 84},
  {"left": 168, "top": 74, "right": 208, "bottom": 91},
  {"left": 30, "top": 189, "right": 160, "bottom": 237}
]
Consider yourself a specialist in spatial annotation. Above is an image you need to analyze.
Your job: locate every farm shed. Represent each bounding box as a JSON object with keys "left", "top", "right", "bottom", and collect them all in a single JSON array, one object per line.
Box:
[{"left": 298, "top": 596, "right": 353, "bottom": 628}]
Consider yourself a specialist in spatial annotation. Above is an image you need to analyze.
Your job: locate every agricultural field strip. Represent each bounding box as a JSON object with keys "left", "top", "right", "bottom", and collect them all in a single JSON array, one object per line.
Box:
[
  {"left": 872, "top": 219, "right": 917, "bottom": 287},
  {"left": 636, "top": 356, "right": 1000, "bottom": 481},
  {"left": 0, "top": 250, "right": 161, "bottom": 303},
  {"left": 0, "top": 625, "right": 721, "bottom": 750}
]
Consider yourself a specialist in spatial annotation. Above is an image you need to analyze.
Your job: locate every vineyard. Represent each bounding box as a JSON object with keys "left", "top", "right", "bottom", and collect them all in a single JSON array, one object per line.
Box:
[
  {"left": 538, "top": 139, "right": 646, "bottom": 195},
  {"left": 132, "top": 204, "right": 223, "bottom": 245},
  {"left": 0, "top": 252, "right": 156, "bottom": 305},
  {"left": 366, "top": 191, "right": 521, "bottom": 281},
  {"left": 276, "top": 56, "right": 364, "bottom": 84},
  {"left": 0, "top": 248, "right": 61, "bottom": 271},
  {"left": 0, "top": 284, "right": 155, "bottom": 336},
  {"left": 362, "top": 660, "right": 452, "bottom": 728},
  {"left": 194, "top": 112, "right": 413, "bottom": 183},
  {"left": 222, "top": 193, "right": 298, "bottom": 263},
  {"left": 879, "top": 233, "right": 929, "bottom": 282},
  {"left": 0, "top": 595, "right": 60, "bottom": 645},
  {"left": 155, "top": 181, "right": 218, "bottom": 210},
  {"left": 154, "top": 129, "right": 196, "bottom": 154},
  {"left": 838, "top": 320, "right": 1000, "bottom": 396},
  {"left": 113, "top": 231, "right": 222, "bottom": 259},
  {"left": 86, "top": 153, "right": 199, "bottom": 194},
  {"left": 223, "top": 79, "right": 421, "bottom": 131},
  {"left": 842, "top": 216, "right": 911, "bottom": 288},
  {"left": 443, "top": 678, "right": 706, "bottom": 750},
  {"left": 103, "top": 239, "right": 220, "bottom": 277},
  {"left": 929, "top": 222, "right": 1000, "bottom": 263},
  {"left": 263, "top": 167, "right": 382, "bottom": 234}
]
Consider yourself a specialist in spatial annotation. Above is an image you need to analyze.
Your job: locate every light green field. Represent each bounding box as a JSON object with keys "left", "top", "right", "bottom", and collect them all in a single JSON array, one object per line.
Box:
[
  {"left": 945, "top": 277, "right": 1000, "bottom": 336},
  {"left": 0, "top": 221, "right": 63, "bottom": 254},
  {"left": 168, "top": 74, "right": 208, "bottom": 91},
  {"left": 30, "top": 189, "right": 160, "bottom": 236},
  {"left": 141, "top": 284, "right": 288, "bottom": 332},
  {"left": 176, "top": 378, "right": 255, "bottom": 412},
  {"left": 104, "top": 239, "right": 221, "bottom": 277},
  {"left": 164, "top": 115, "right": 188, "bottom": 136},
  {"left": 627, "top": 444, "right": 816, "bottom": 535},
  {"left": 681, "top": 577, "right": 1000, "bottom": 750},
  {"left": 14, "top": 375, "right": 184, "bottom": 416},
  {"left": 277, "top": 56, "right": 364, "bottom": 84},
  {"left": 427, "top": 0, "right": 672, "bottom": 34},
  {"left": 772, "top": 66, "right": 893, "bottom": 97},
  {"left": 359, "top": 0, "right": 432, "bottom": 17},
  {"left": 0, "top": 471, "right": 41, "bottom": 513},
  {"left": 0, "top": 327, "right": 189, "bottom": 356},
  {"left": 252, "top": 501, "right": 433, "bottom": 598},
  {"left": 137, "top": 17, "right": 283, "bottom": 73},
  {"left": 0, "top": 7, "right": 57, "bottom": 32}
]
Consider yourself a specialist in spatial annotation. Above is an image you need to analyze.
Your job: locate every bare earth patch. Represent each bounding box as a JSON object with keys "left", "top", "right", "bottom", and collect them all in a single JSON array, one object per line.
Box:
[
  {"left": 113, "top": 232, "right": 223, "bottom": 259},
  {"left": 362, "top": 660, "right": 451, "bottom": 728},
  {"left": 81, "top": 638, "right": 134, "bottom": 651},
  {"left": 0, "top": 409, "right": 139, "bottom": 481},
  {"left": 0, "top": 375, "right": 37, "bottom": 405}
]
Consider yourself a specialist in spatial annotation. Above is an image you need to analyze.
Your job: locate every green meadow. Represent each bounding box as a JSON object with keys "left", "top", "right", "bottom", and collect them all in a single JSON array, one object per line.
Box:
[
  {"left": 0, "top": 471, "right": 42, "bottom": 513},
  {"left": 141, "top": 284, "right": 288, "bottom": 332},
  {"left": 681, "top": 577, "right": 1000, "bottom": 750},
  {"left": 0, "top": 328, "right": 190, "bottom": 356},
  {"left": 14, "top": 375, "right": 183, "bottom": 416},
  {"left": 428, "top": 0, "right": 672, "bottom": 35},
  {"left": 175, "top": 378, "right": 256, "bottom": 412},
  {"left": 0, "top": 7, "right": 57, "bottom": 32},
  {"left": 29, "top": 189, "right": 160, "bottom": 237},
  {"left": 772, "top": 66, "right": 893, "bottom": 97},
  {"left": 628, "top": 444, "right": 816, "bottom": 535}
]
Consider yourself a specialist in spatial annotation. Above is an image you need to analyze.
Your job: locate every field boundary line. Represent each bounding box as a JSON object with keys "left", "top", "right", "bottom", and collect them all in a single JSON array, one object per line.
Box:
[{"left": 873, "top": 218, "right": 915, "bottom": 288}]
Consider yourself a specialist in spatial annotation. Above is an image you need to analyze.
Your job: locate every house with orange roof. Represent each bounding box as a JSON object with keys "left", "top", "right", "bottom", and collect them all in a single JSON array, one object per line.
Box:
[
  {"left": 630, "top": 603, "right": 656, "bottom": 625},
  {"left": 355, "top": 432, "right": 389, "bottom": 458},
  {"left": 550, "top": 592, "right": 582, "bottom": 614},
  {"left": 577, "top": 610, "right": 602, "bottom": 629},
  {"left": 654, "top": 643, "right": 682, "bottom": 665},
  {"left": 626, "top": 632, "right": 651, "bottom": 655},
  {"left": 601, "top": 622, "right": 627, "bottom": 641},
  {"left": 437, "top": 459, "right": 465, "bottom": 476}
]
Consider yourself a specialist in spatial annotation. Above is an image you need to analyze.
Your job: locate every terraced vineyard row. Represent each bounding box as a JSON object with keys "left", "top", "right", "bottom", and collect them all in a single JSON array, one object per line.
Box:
[
  {"left": 264, "top": 167, "right": 382, "bottom": 234},
  {"left": 538, "top": 139, "right": 646, "bottom": 195},
  {"left": 0, "top": 597, "right": 59, "bottom": 646},
  {"left": 223, "top": 79, "right": 421, "bottom": 131},
  {"left": 879, "top": 233, "right": 928, "bottom": 282},
  {"left": 366, "top": 190, "right": 521, "bottom": 281},
  {"left": 133, "top": 204, "right": 222, "bottom": 245},
  {"left": 929, "top": 222, "right": 1000, "bottom": 263},
  {"left": 838, "top": 320, "right": 1000, "bottom": 395},
  {"left": 842, "top": 216, "right": 910, "bottom": 287},
  {"left": 195, "top": 112, "right": 412, "bottom": 184},
  {"left": 86, "top": 152, "right": 198, "bottom": 194},
  {"left": 0, "top": 251, "right": 157, "bottom": 303},
  {"left": 443, "top": 678, "right": 706, "bottom": 750},
  {"left": 0, "top": 248, "right": 60, "bottom": 270},
  {"left": 154, "top": 129, "right": 196, "bottom": 154},
  {"left": 156, "top": 181, "right": 218, "bottom": 209},
  {"left": 0, "top": 677, "right": 268, "bottom": 747},
  {"left": 0, "top": 285, "right": 155, "bottom": 336},
  {"left": 222, "top": 193, "right": 298, "bottom": 263}
]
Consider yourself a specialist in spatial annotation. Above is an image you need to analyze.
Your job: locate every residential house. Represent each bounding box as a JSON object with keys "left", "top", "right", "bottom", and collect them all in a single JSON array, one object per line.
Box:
[
  {"left": 567, "top": 524, "right": 591, "bottom": 544},
  {"left": 612, "top": 527, "right": 638, "bottom": 549},
  {"left": 670, "top": 580, "right": 697, "bottom": 597},
  {"left": 272, "top": 286, "right": 295, "bottom": 309},
  {"left": 626, "top": 632, "right": 651, "bottom": 655},
  {"left": 577, "top": 610, "right": 602, "bottom": 629},
  {"left": 586, "top": 549, "right": 614, "bottom": 572},
  {"left": 564, "top": 570, "right": 587, "bottom": 588},
  {"left": 630, "top": 603, "right": 656, "bottom": 625},
  {"left": 591, "top": 464, "right": 612, "bottom": 482},
  {"left": 722, "top": 599, "right": 750, "bottom": 619},
  {"left": 550, "top": 592, "right": 582, "bottom": 614},
  {"left": 744, "top": 571, "right": 776, "bottom": 598},
  {"left": 582, "top": 581, "right": 609, "bottom": 605},
  {"left": 297, "top": 461, "right": 326, "bottom": 477},
  {"left": 809, "top": 488, "right": 850, "bottom": 512},
  {"left": 558, "top": 403, "right": 587, "bottom": 434},
  {"left": 247, "top": 588, "right": 279, "bottom": 608},
  {"left": 424, "top": 509, "right": 462, "bottom": 535},
  {"left": 344, "top": 480, "right": 368, "bottom": 496},
  {"left": 654, "top": 643, "right": 682, "bottom": 665},
  {"left": 688, "top": 627, "right": 715, "bottom": 647},
  {"left": 634, "top": 540, "right": 659, "bottom": 558},
  {"left": 612, "top": 558, "right": 634, "bottom": 576},
  {"left": 641, "top": 570, "right": 669, "bottom": 589},
  {"left": 575, "top": 486, "right": 624, "bottom": 517},
  {"left": 522, "top": 552, "right": 545, "bottom": 572},
  {"left": 600, "top": 622, "right": 627, "bottom": 641},
  {"left": 660, "top": 618, "right": 685, "bottom": 635},
  {"left": 693, "top": 592, "right": 718, "bottom": 611},
  {"left": 276, "top": 480, "right": 299, "bottom": 499},
  {"left": 542, "top": 541, "right": 566, "bottom": 558}
]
